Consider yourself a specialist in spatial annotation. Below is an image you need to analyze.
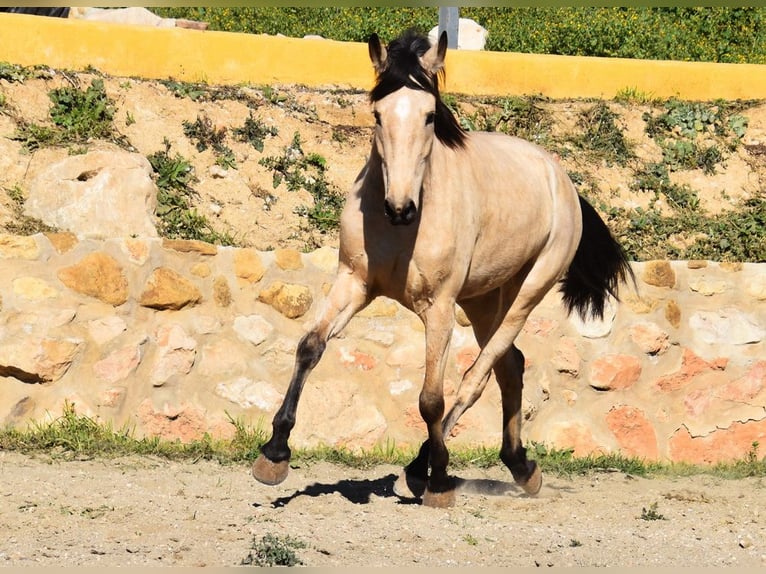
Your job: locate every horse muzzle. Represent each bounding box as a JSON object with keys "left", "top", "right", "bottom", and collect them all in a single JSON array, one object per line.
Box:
[{"left": 384, "top": 198, "right": 418, "bottom": 225}]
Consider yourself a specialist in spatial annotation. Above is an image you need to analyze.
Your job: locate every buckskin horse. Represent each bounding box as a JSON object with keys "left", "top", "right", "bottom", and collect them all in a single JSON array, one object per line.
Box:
[{"left": 252, "top": 30, "right": 634, "bottom": 507}]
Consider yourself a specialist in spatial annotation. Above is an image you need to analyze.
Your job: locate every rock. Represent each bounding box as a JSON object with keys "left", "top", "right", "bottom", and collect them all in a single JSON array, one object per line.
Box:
[
  {"left": 13, "top": 277, "right": 58, "bottom": 300},
  {"left": 57, "top": 252, "right": 129, "bottom": 306},
  {"left": 654, "top": 348, "right": 728, "bottom": 392},
  {"left": 121, "top": 238, "right": 151, "bottom": 265},
  {"left": 689, "top": 307, "right": 764, "bottom": 345},
  {"left": 213, "top": 275, "right": 232, "bottom": 307},
  {"left": 215, "top": 377, "right": 283, "bottom": 410},
  {"left": 234, "top": 249, "right": 266, "bottom": 284},
  {"left": 258, "top": 281, "right": 313, "bottom": 318},
  {"left": 150, "top": 324, "right": 196, "bottom": 386},
  {"left": 139, "top": 267, "right": 201, "bottom": 310},
  {"left": 551, "top": 337, "right": 580, "bottom": 376},
  {"left": 44, "top": 231, "right": 78, "bottom": 254},
  {"left": 87, "top": 316, "right": 127, "bottom": 345},
  {"left": 162, "top": 239, "right": 217, "bottom": 255},
  {"left": 233, "top": 315, "right": 274, "bottom": 346},
  {"left": 665, "top": 300, "right": 682, "bottom": 328},
  {"left": 629, "top": 322, "right": 670, "bottom": 355},
  {"left": 25, "top": 149, "right": 158, "bottom": 239},
  {"left": 358, "top": 297, "right": 399, "bottom": 318},
  {"left": 137, "top": 400, "right": 209, "bottom": 442},
  {"left": 589, "top": 355, "right": 642, "bottom": 391},
  {"left": 746, "top": 274, "right": 766, "bottom": 300},
  {"left": 428, "top": 18, "right": 488, "bottom": 50},
  {"left": 688, "top": 277, "right": 729, "bottom": 295},
  {"left": 668, "top": 419, "right": 766, "bottom": 464},
  {"left": 93, "top": 344, "right": 142, "bottom": 384},
  {"left": 605, "top": 405, "right": 658, "bottom": 459},
  {"left": 338, "top": 346, "right": 377, "bottom": 371},
  {"left": 569, "top": 298, "right": 616, "bottom": 338},
  {"left": 274, "top": 248, "right": 303, "bottom": 270},
  {"left": 190, "top": 263, "right": 211, "bottom": 277},
  {"left": 642, "top": 260, "right": 676, "bottom": 288},
  {"left": 307, "top": 246, "right": 338, "bottom": 273},
  {"left": 0, "top": 234, "right": 40, "bottom": 260},
  {"left": 0, "top": 337, "right": 81, "bottom": 383}
]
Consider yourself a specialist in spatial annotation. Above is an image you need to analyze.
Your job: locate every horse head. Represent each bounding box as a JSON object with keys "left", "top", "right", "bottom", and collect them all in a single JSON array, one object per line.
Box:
[{"left": 368, "top": 31, "right": 464, "bottom": 225}]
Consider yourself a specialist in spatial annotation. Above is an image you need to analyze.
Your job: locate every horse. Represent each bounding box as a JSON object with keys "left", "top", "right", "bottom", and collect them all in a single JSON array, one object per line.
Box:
[{"left": 252, "top": 30, "right": 634, "bottom": 508}]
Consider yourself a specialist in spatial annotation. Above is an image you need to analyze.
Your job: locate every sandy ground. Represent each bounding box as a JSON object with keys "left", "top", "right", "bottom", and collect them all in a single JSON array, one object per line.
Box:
[{"left": 1, "top": 451, "right": 764, "bottom": 567}]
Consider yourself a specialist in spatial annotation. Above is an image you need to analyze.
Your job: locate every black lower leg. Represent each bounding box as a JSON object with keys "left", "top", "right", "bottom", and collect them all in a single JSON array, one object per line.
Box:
[
  {"left": 260, "top": 331, "right": 325, "bottom": 463},
  {"left": 501, "top": 443, "right": 534, "bottom": 483}
]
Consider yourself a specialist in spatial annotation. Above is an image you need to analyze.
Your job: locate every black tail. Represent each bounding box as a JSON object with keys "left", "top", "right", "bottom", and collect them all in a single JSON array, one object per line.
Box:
[{"left": 560, "top": 195, "right": 635, "bottom": 320}]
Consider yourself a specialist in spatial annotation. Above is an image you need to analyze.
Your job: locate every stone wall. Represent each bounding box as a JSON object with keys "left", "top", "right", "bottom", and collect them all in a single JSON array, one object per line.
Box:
[{"left": 1, "top": 232, "right": 764, "bottom": 464}]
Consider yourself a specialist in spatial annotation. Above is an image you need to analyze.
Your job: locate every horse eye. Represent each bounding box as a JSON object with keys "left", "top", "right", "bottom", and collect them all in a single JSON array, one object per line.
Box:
[
  {"left": 374, "top": 111, "right": 381, "bottom": 126},
  {"left": 425, "top": 112, "right": 436, "bottom": 126}
]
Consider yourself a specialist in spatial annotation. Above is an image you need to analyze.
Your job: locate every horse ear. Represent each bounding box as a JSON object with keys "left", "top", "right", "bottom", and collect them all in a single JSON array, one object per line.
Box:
[
  {"left": 421, "top": 30, "right": 448, "bottom": 74},
  {"left": 368, "top": 33, "right": 388, "bottom": 74}
]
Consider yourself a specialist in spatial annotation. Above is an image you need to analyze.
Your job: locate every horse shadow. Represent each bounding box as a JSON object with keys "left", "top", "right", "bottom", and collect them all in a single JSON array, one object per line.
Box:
[{"left": 253, "top": 470, "right": 576, "bottom": 508}]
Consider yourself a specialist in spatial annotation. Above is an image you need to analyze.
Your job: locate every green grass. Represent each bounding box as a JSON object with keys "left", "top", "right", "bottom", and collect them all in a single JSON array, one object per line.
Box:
[{"left": 2, "top": 404, "right": 764, "bottom": 480}]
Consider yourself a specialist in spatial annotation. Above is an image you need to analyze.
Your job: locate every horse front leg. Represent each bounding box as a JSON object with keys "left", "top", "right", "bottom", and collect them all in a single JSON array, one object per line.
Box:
[
  {"left": 252, "top": 269, "right": 369, "bottom": 486},
  {"left": 414, "top": 299, "right": 457, "bottom": 508}
]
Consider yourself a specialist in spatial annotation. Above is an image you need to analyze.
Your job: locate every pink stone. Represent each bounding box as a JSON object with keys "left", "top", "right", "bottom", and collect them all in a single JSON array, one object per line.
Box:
[
  {"left": 137, "top": 400, "right": 208, "bottom": 442},
  {"left": 523, "top": 317, "right": 559, "bottom": 337},
  {"left": 547, "top": 421, "right": 604, "bottom": 457},
  {"left": 629, "top": 321, "right": 670, "bottom": 355},
  {"left": 551, "top": 337, "right": 580, "bottom": 376},
  {"left": 339, "top": 347, "right": 377, "bottom": 371},
  {"left": 716, "top": 361, "right": 766, "bottom": 402},
  {"left": 150, "top": 324, "right": 197, "bottom": 386},
  {"left": 589, "top": 354, "right": 642, "bottom": 391},
  {"left": 668, "top": 419, "right": 766, "bottom": 464},
  {"left": 654, "top": 348, "right": 728, "bottom": 392},
  {"left": 93, "top": 344, "right": 141, "bottom": 384},
  {"left": 606, "top": 405, "right": 659, "bottom": 459}
]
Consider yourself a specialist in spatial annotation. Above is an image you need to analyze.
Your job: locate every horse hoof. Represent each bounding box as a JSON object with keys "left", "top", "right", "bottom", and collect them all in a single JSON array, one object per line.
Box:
[
  {"left": 252, "top": 455, "right": 290, "bottom": 486},
  {"left": 393, "top": 469, "right": 427, "bottom": 499},
  {"left": 422, "top": 487, "right": 457, "bottom": 508},
  {"left": 517, "top": 461, "right": 543, "bottom": 496}
]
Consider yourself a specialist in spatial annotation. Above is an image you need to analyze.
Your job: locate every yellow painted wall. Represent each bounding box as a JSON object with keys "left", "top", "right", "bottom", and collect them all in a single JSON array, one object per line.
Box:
[{"left": 2, "top": 12, "right": 766, "bottom": 100}]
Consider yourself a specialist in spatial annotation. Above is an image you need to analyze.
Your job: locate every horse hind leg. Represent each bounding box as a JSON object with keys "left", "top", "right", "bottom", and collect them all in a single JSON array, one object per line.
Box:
[{"left": 495, "top": 345, "right": 542, "bottom": 495}]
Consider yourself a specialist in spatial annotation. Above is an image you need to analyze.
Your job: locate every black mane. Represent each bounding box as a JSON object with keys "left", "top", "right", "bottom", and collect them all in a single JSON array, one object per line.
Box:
[{"left": 370, "top": 30, "right": 466, "bottom": 149}]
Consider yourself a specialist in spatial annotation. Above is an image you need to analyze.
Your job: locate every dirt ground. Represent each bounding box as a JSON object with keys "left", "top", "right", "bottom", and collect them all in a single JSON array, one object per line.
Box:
[{"left": 1, "top": 451, "right": 764, "bottom": 567}]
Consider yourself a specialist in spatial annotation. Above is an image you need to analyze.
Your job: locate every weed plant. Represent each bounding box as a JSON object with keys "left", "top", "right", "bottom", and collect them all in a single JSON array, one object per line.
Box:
[
  {"left": 260, "top": 131, "right": 344, "bottom": 233},
  {"left": 13, "top": 79, "right": 116, "bottom": 151},
  {"left": 241, "top": 534, "right": 306, "bottom": 566},
  {"left": 574, "top": 102, "right": 634, "bottom": 166},
  {"left": 148, "top": 140, "right": 236, "bottom": 246}
]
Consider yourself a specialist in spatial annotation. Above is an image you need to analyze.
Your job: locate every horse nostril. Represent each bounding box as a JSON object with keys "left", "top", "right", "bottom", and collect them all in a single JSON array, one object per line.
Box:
[
  {"left": 384, "top": 199, "right": 417, "bottom": 225},
  {"left": 402, "top": 200, "right": 417, "bottom": 224}
]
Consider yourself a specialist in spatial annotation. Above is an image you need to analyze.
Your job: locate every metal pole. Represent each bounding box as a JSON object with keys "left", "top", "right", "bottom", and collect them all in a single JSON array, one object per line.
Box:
[{"left": 438, "top": 7, "right": 459, "bottom": 49}]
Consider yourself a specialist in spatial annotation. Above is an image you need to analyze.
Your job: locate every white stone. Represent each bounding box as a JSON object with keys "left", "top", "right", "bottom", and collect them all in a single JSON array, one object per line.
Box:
[
  {"left": 429, "top": 18, "right": 488, "bottom": 50},
  {"left": 233, "top": 315, "right": 273, "bottom": 346},
  {"left": 569, "top": 298, "right": 616, "bottom": 339},
  {"left": 215, "top": 377, "right": 283, "bottom": 411},
  {"left": 87, "top": 316, "right": 127, "bottom": 345},
  {"left": 690, "top": 307, "right": 764, "bottom": 345},
  {"left": 25, "top": 148, "right": 158, "bottom": 239}
]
